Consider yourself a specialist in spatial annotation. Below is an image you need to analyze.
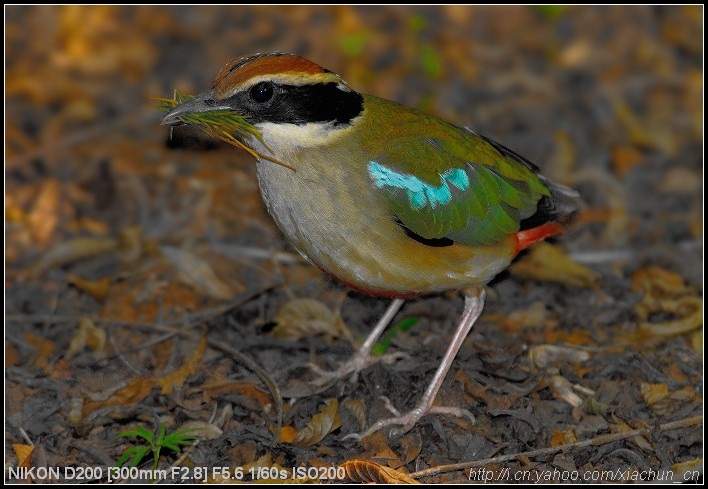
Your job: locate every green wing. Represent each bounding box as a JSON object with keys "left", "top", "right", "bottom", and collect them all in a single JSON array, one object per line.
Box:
[{"left": 366, "top": 129, "right": 550, "bottom": 246}]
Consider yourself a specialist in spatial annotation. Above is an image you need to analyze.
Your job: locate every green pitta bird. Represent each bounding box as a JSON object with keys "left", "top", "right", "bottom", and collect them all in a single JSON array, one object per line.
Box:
[{"left": 162, "top": 53, "right": 580, "bottom": 439}]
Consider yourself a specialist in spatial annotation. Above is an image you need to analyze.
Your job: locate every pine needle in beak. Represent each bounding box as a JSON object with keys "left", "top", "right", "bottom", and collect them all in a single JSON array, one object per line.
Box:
[{"left": 157, "top": 92, "right": 296, "bottom": 172}]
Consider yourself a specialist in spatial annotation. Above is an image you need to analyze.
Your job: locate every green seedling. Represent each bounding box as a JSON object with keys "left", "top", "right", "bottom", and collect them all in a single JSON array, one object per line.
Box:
[
  {"left": 372, "top": 317, "right": 420, "bottom": 355},
  {"left": 116, "top": 424, "right": 198, "bottom": 471}
]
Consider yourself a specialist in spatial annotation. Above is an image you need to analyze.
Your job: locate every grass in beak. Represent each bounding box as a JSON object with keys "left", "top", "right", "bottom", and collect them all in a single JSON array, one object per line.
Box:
[{"left": 157, "top": 92, "right": 295, "bottom": 171}]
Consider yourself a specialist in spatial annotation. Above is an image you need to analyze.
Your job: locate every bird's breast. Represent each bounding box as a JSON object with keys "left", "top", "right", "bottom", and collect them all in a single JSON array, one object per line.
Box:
[{"left": 250, "top": 133, "right": 516, "bottom": 296}]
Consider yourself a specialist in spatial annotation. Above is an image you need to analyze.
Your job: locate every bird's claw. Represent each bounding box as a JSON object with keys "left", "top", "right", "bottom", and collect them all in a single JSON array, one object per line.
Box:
[
  {"left": 344, "top": 401, "right": 476, "bottom": 441},
  {"left": 307, "top": 351, "right": 409, "bottom": 388}
]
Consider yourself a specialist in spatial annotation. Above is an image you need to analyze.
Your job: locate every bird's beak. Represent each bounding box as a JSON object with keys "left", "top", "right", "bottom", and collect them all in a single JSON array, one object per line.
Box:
[
  {"left": 161, "top": 89, "right": 234, "bottom": 126},
  {"left": 159, "top": 88, "right": 297, "bottom": 172}
]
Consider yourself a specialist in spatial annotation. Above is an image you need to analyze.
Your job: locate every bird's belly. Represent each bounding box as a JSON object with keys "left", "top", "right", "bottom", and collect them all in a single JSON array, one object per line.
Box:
[{"left": 255, "top": 160, "right": 515, "bottom": 297}]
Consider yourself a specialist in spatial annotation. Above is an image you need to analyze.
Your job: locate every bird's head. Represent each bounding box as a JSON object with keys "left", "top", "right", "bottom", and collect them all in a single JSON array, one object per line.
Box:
[{"left": 161, "top": 53, "right": 365, "bottom": 158}]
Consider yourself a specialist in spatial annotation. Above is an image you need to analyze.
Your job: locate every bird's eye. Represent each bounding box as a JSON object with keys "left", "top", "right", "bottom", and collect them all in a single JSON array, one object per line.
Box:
[{"left": 250, "top": 82, "right": 274, "bottom": 103}]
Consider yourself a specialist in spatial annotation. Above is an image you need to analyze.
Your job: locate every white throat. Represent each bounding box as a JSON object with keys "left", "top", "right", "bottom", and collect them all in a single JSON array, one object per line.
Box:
[{"left": 254, "top": 121, "right": 356, "bottom": 155}]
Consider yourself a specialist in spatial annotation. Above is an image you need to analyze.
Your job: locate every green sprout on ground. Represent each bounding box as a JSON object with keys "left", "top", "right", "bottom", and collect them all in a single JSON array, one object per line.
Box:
[
  {"left": 116, "top": 424, "right": 198, "bottom": 471},
  {"left": 373, "top": 317, "right": 420, "bottom": 355}
]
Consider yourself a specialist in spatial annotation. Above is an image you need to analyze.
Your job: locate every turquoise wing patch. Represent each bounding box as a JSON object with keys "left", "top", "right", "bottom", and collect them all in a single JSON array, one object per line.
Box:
[
  {"left": 368, "top": 161, "right": 470, "bottom": 210},
  {"left": 367, "top": 153, "right": 548, "bottom": 246}
]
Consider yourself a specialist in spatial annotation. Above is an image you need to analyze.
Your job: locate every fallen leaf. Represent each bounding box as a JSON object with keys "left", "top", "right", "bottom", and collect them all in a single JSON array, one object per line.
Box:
[
  {"left": 507, "top": 301, "right": 555, "bottom": 330},
  {"left": 613, "top": 420, "right": 653, "bottom": 452},
  {"left": 25, "top": 333, "right": 55, "bottom": 371},
  {"left": 658, "top": 167, "right": 702, "bottom": 193},
  {"left": 291, "top": 398, "right": 341, "bottom": 447},
  {"left": 279, "top": 426, "right": 298, "bottom": 444},
  {"left": 28, "top": 179, "right": 60, "bottom": 246},
  {"left": 67, "top": 317, "right": 107, "bottom": 358},
  {"left": 342, "top": 398, "right": 367, "bottom": 432},
  {"left": 32, "top": 236, "right": 120, "bottom": 277},
  {"left": 12, "top": 444, "right": 34, "bottom": 468},
  {"left": 549, "top": 375, "right": 583, "bottom": 408},
  {"left": 82, "top": 377, "right": 153, "bottom": 417},
  {"left": 672, "top": 458, "right": 703, "bottom": 482},
  {"left": 177, "top": 420, "right": 222, "bottom": 440},
  {"left": 611, "top": 146, "right": 644, "bottom": 178},
  {"left": 397, "top": 433, "right": 423, "bottom": 466},
  {"left": 691, "top": 330, "right": 702, "bottom": 354},
  {"left": 341, "top": 460, "right": 419, "bottom": 484},
  {"left": 155, "top": 331, "right": 207, "bottom": 395},
  {"left": 632, "top": 266, "right": 703, "bottom": 336},
  {"left": 196, "top": 378, "right": 272, "bottom": 409},
  {"left": 359, "top": 432, "right": 402, "bottom": 469},
  {"left": 640, "top": 382, "right": 669, "bottom": 407},
  {"left": 67, "top": 274, "right": 111, "bottom": 302},
  {"left": 510, "top": 242, "right": 598, "bottom": 288},
  {"left": 161, "top": 246, "right": 235, "bottom": 300},
  {"left": 529, "top": 344, "right": 591, "bottom": 369},
  {"left": 550, "top": 428, "right": 576, "bottom": 447},
  {"left": 271, "top": 298, "right": 350, "bottom": 342}
]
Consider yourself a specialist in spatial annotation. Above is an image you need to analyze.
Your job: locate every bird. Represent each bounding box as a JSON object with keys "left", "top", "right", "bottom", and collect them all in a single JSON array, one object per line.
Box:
[{"left": 162, "top": 52, "right": 581, "bottom": 440}]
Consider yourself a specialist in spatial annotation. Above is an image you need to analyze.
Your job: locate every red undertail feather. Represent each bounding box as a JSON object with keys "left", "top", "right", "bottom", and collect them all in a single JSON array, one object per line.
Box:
[{"left": 513, "top": 222, "right": 564, "bottom": 255}]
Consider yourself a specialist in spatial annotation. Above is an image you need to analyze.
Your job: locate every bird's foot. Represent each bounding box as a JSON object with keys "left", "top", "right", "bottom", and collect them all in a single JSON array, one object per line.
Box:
[
  {"left": 343, "top": 395, "right": 476, "bottom": 441},
  {"left": 308, "top": 350, "right": 409, "bottom": 387}
]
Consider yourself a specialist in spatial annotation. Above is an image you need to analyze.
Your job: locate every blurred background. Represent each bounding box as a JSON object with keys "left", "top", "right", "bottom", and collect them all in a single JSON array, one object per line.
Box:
[{"left": 5, "top": 5, "right": 703, "bottom": 482}]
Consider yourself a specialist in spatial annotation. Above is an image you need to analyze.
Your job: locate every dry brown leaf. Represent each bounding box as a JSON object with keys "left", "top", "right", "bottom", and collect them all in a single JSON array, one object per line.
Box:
[
  {"left": 32, "top": 236, "right": 120, "bottom": 277},
  {"left": 271, "top": 298, "right": 350, "bottom": 342},
  {"left": 544, "top": 129, "right": 577, "bottom": 184},
  {"left": 161, "top": 246, "right": 234, "bottom": 300},
  {"left": 632, "top": 266, "right": 703, "bottom": 336},
  {"left": 506, "top": 301, "right": 555, "bottom": 330},
  {"left": 241, "top": 454, "right": 291, "bottom": 483},
  {"left": 573, "top": 167, "right": 631, "bottom": 246},
  {"left": 658, "top": 167, "right": 702, "bottom": 194},
  {"left": 67, "top": 396, "right": 84, "bottom": 426},
  {"left": 510, "top": 242, "right": 598, "bottom": 288},
  {"left": 397, "top": 433, "right": 423, "bottom": 466},
  {"left": 613, "top": 99, "right": 676, "bottom": 155},
  {"left": 197, "top": 378, "right": 272, "bottom": 408},
  {"left": 669, "top": 386, "right": 698, "bottom": 403},
  {"left": 117, "top": 226, "right": 144, "bottom": 263},
  {"left": 155, "top": 331, "right": 207, "bottom": 395},
  {"left": 67, "top": 317, "right": 107, "bottom": 358},
  {"left": 99, "top": 270, "right": 201, "bottom": 324},
  {"left": 67, "top": 274, "right": 111, "bottom": 302},
  {"left": 279, "top": 425, "right": 298, "bottom": 444},
  {"left": 6, "top": 343, "right": 20, "bottom": 367},
  {"left": 529, "top": 345, "right": 591, "bottom": 369},
  {"left": 28, "top": 179, "right": 60, "bottom": 247},
  {"left": 691, "top": 330, "right": 702, "bottom": 354},
  {"left": 53, "top": 6, "right": 155, "bottom": 77},
  {"left": 640, "top": 382, "right": 669, "bottom": 408},
  {"left": 25, "top": 333, "right": 55, "bottom": 371},
  {"left": 291, "top": 398, "right": 341, "bottom": 447},
  {"left": 12, "top": 444, "right": 34, "bottom": 468},
  {"left": 342, "top": 398, "right": 367, "bottom": 432},
  {"left": 341, "top": 460, "right": 419, "bottom": 484},
  {"left": 549, "top": 375, "right": 583, "bottom": 408},
  {"left": 550, "top": 428, "right": 576, "bottom": 447},
  {"left": 611, "top": 146, "right": 644, "bottom": 178},
  {"left": 613, "top": 420, "right": 653, "bottom": 452},
  {"left": 178, "top": 420, "right": 223, "bottom": 440},
  {"left": 82, "top": 377, "right": 153, "bottom": 417},
  {"left": 672, "top": 458, "right": 703, "bottom": 482},
  {"left": 359, "top": 432, "right": 402, "bottom": 469}
]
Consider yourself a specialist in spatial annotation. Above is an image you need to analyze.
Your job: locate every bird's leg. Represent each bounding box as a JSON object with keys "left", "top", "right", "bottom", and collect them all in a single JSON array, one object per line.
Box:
[
  {"left": 309, "top": 298, "right": 406, "bottom": 387},
  {"left": 344, "top": 288, "right": 486, "bottom": 441}
]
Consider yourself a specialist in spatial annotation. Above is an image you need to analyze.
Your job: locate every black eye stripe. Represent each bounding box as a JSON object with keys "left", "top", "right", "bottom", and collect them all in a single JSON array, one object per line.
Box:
[{"left": 230, "top": 82, "right": 363, "bottom": 126}]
